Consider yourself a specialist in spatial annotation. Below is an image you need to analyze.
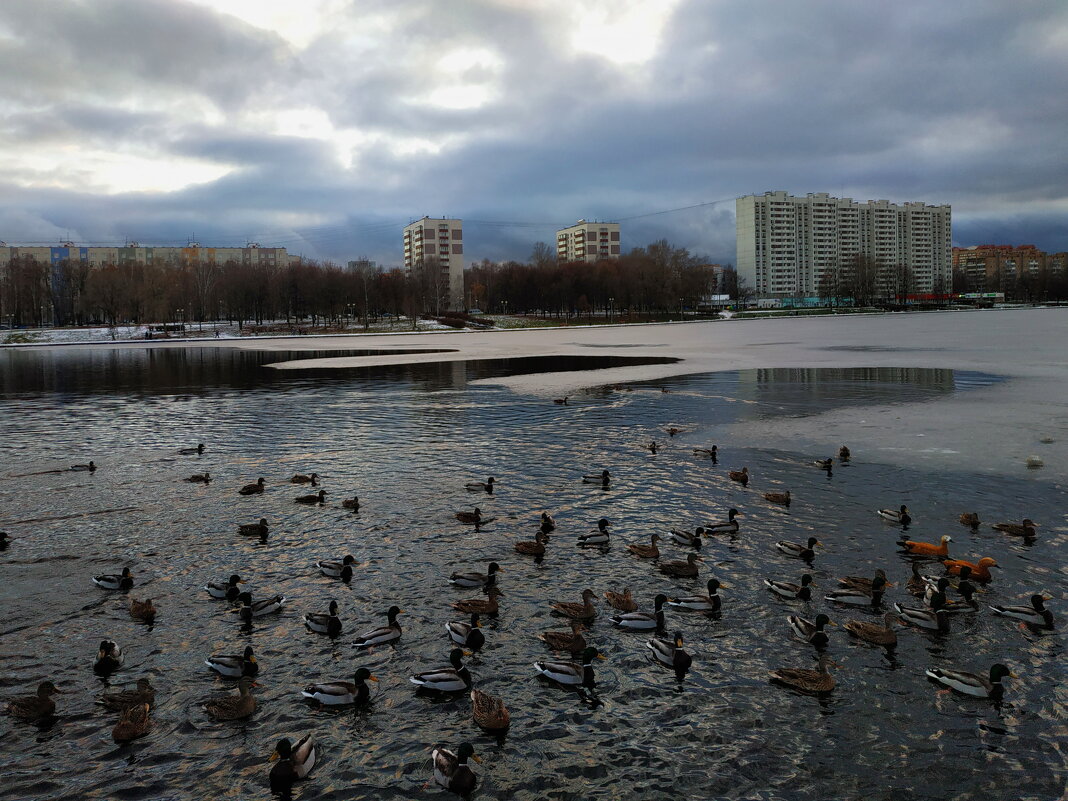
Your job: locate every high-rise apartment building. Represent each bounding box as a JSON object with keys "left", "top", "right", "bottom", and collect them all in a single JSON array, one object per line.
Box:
[
  {"left": 736, "top": 192, "right": 952, "bottom": 298},
  {"left": 556, "top": 220, "right": 621, "bottom": 263},
  {"left": 403, "top": 217, "right": 464, "bottom": 310},
  {"left": 0, "top": 241, "right": 292, "bottom": 271}
]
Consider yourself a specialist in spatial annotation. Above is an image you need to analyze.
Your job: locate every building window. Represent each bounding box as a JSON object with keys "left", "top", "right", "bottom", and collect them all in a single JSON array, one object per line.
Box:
[{"left": 451, "top": 229, "right": 462, "bottom": 240}]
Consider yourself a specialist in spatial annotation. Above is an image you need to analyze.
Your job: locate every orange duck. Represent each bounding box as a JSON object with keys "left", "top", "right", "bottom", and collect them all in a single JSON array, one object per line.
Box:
[
  {"left": 900, "top": 534, "right": 952, "bottom": 558},
  {"left": 943, "top": 556, "right": 999, "bottom": 582}
]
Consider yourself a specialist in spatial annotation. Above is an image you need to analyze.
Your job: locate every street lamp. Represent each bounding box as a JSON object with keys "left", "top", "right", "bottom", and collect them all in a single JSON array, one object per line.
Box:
[{"left": 608, "top": 297, "right": 614, "bottom": 321}]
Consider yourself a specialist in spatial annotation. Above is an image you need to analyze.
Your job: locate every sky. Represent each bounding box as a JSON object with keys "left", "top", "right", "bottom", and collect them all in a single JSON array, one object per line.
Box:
[{"left": 1, "top": 0, "right": 1066, "bottom": 267}]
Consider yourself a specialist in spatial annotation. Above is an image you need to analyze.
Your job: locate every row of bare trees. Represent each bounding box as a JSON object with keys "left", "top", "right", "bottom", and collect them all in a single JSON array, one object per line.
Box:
[{"left": 818, "top": 255, "right": 942, "bottom": 306}]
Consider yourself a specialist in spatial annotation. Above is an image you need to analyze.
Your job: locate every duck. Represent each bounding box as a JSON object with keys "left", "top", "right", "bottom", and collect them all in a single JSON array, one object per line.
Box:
[
  {"left": 728, "top": 467, "right": 749, "bottom": 486},
  {"left": 647, "top": 631, "right": 693, "bottom": 680},
  {"left": 788, "top": 613, "right": 834, "bottom": 648},
  {"left": 352, "top": 606, "right": 403, "bottom": 648},
  {"left": 452, "top": 586, "right": 503, "bottom": 616},
  {"left": 0, "top": 531, "right": 9, "bottom": 549},
  {"left": 515, "top": 530, "right": 549, "bottom": 556},
  {"left": 533, "top": 646, "right": 605, "bottom": 687},
  {"left": 991, "top": 518, "right": 1038, "bottom": 538},
  {"left": 813, "top": 458, "right": 833, "bottom": 471},
  {"left": 5, "top": 681, "right": 60, "bottom": 721},
  {"left": 238, "top": 477, "right": 266, "bottom": 495},
  {"left": 582, "top": 469, "right": 611, "bottom": 486},
  {"left": 844, "top": 612, "right": 898, "bottom": 647},
  {"left": 945, "top": 581, "right": 979, "bottom": 612},
  {"left": 611, "top": 594, "right": 668, "bottom": 631},
  {"left": 465, "top": 477, "right": 495, "bottom": 492},
  {"left": 179, "top": 443, "right": 205, "bottom": 455},
  {"left": 70, "top": 461, "right": 96, "bottom": 472},
  {"left": 94, "top": 640, "right": 124, "bottom": 675},
  {"left": 668, "top": 578, "right": 726, "bottom": 612},
  {"left": 553, "top": 396, "right": 569, "bottom": 405},
  {"left": 648, "top": 441, "right": 659, "bottom": 454},
  {"left": 693, "top": 445, "right": 718, "bottom": 459},
  {"left": 301, "top": 668, "right": 377, "bottom": 706},
  {"left": 551, "top": 589, "right": 598, "bottom": 621},
  {"left": 238, "top": 518, "right": 268, "bottom": 537},
  {"left": 900, "top": 535, "right": 952, "bottom": 558},
  {"left": 906, "top": 562, "right": 927, "bottom": 597},
  {"left": 824, "top": 576, "right": 888, "bottom": 607},
  {"left": 764, "top": 574, "right": 813, "bottom": 601},
  {"left": 446, "top": 613, "right": 485, "bottom": 651},
  {"left": 269, "top": 734, "right": 317, "bottom": 795},
  {"left": 838, "top": 445, "right": 851, "bottom": 461},
  {"left": 449, "top": 562, "right": 502, "bottom": 589},
  {"left": 578, "top": 518, "right": 611, "bottom": 546},
  {"left": 705, "top": 508, "right": 740, "bottom": 534},
  {"left": 129, "top": 597, "right": 156, "bottom": 623},
  {"left": 837, "top": 569, "right": 889, "bottom": 593},
  {"left": 924, "top": 577, "right": 951, "bottom": 607},
  {"left": 342, "top": 495, "right": 361, "bottom": 511},
  {"left": 290, "top": 473, "right": 319, "bottom": 485},
  {"left": 206, "top": 645, "right": 259, "bottom": 678},
  {"left": 878, "top": 505, "right": 911, "bottom": 526},
  {"left": 659, "top": 552, "right": 702, "bottom": 578},
  {"left": 204, "top": 676, "right": 257, "bottom": 720},
  {"left": 456, "top": 507, "right": 495, "bottom": 526},
  {"left": 627, "top": 533, "right": 661, "bottom": 559},
  {"left": 304, "top": 601, "right": 343, "bottom": 636},
  {"left": 432, "top": 742, "right": 480, "bottom": 795},
  {"left": 98, "top": 678, "right": 155, "bottom": 711},
  {"left": 604, "top": 587, "right": 638, "bottom": 612},
  {"left": 770, "top": 653, "right": 836, "bottom": 694},
  {"left": 235, "top": 592, "right": 286, "bottom": 621},
  {"left": 924, "top": 663, "right": 1015, "bottom": 699},
  {"left": 540, "top": 512, "right": 556, "bottom": 532},
  {"left": 410, "top": 648, "right": 472, "bottom": 693},
  {"left": 764, "top": 490, "right": 792, "bottom": 506},
  {"left": 471, "top": 689, "right": 510, "bottom": 731},
  {"left": 112, "top": 702, "right": 151, "bottom": 742},
  {"left": 666, "top": 426, "right": 682, "bottom": 437},
  {"left": 943, "top": 556, "right": 998, "bottom": 582},
  {"left": 894, "top": 593, "right": 950, "bottom": 633},
  {"left": 93, "top": 567, "right": 134, "bottom": 591},
  {"left": 668, "top": 527, "right": 705, "bottom": 548},
  {"left": 317, "top": 554, "right": 356, "bottom": 580},
  {"left": 959, "top": 512, "right": 980, "bottom": 529},
  {"left": 186, "top": 472, "right": 211, "bottom": 483},
  {"left": 206, "top": 574, "right": 246, "bottom": 601},
  {"left": 294, "top": 489, "right": 327, "bottom": 505},
  {"left": 538, "top": 620, "right": 587, "bottom": 654},
  {"left": 775, "top": 537, "right": 821, "bottom": 561},
  {"left": 990, "top": 594, "right": 1054, "bottom": 629}
]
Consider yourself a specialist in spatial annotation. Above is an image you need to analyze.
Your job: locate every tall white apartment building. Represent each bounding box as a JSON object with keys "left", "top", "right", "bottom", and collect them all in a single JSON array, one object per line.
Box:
[
  {"left": 556, "top": 220, "right": 621, "bottom": 263},
  {"left": 736, "top": 192, "right": 951, "bottom": 298},
  {"left": 403, "top": 217, "right": 464, "bottom": 310}
]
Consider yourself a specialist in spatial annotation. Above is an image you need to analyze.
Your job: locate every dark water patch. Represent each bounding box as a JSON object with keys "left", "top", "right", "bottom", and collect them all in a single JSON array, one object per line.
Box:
[{"left": 822, "top": 345, "right": 944, "bottom": 352}]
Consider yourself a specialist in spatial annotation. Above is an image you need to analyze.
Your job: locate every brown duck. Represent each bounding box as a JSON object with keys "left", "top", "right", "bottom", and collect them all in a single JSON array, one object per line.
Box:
[
  {"left": 204, "top": 676, "right": 258, "bottom": 720},
  {"left": 604, "top": 587, "right": 638, "bottom": 612},
  {"left": 451, "top": 586, "right": 503, "bottom": 616},
  {"left": 112, "top": 703, "right": 152, "bottom": 742},
  {"left": 627, "top": 533, "right": 661, "bottom": 559},
  {"left": 659, "top": 552, "right": 703, "bottom": 578},
  {"left": 551, "top": 589, "right": 598, "bottom": 621},
  {"left": 538, "top": 620, "right": 587, "bottom": 654},
  {"left": 5, "top": 681, "right": 60, "bottom": 721}
]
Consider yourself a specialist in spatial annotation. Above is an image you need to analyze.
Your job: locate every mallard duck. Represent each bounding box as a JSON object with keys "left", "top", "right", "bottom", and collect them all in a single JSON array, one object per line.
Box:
[
  {"left": 693, "top": 445, "right": 718, "bottom": 459},
  {"left": 551, "top": 589, "right": 597, "bottom": 621},
  {"left": 5, "top": 681, "right": 60, "bottom": 721},
  {"left": 770, "top": 653, "right": 836, "bottom": 694},
  {"left": 305, "top": 601, "right": 342, "bottom": 636},
  {"left": 925, "top": 663, "right": 1014, "bottom": 698},
  {"left": 471, "top": 689, "right": 510, "bottom": 731},
  {"left": 553, "top": 396, "right": 569, "bottom": 405},
  {"left": 945, "top": 581, "right": 979, "bottom": 612},
  {"left": 410, "top": 648, "right": 472, "bottom": 693},
  {"left": 924, "top": 577, "right": 951, "bottom": 606},
  {"left": 878, "top": 505, "right": 911, "bottom": 526},
  {"left": 648, "top": 441, "right": 658, "bottom": 454},
  {"left": 813, "top": 458, "right": 833, "bottom": 471},
  {"left": 611, "top": 594, "right": 667, "bottom": 630},
  {"left": 538, "top": 620, "right": 586, "bottom": 654},
  {"left": 269, "top": 734, "right": 317, "bottom": 795},
  {"left": 94, "top": 640, "right": 124, "bottom": 675},
  {"left": 98, "top": 678, "right": 154, "bottom": 711},
  {"left": 578, "top": 518, "right": 611, "bottom": 546},
  {"left": 990, "top": 594, "right": 1054, "bottom": 629},
  {"left": 186, "top": 472, "right": 211, "bottom": 483},
  {"left": 317, "top": 555, "right": 355, "bottom": 580},
  {"left": 129, "top": 597, "right": 156, "bottom": 623},
  {"left": 291, "top": 473, "right": 319, "bottom": 485},
  {"left": 204, "top": 676, "right": 257, "bottom": 719},
  {"left": 112, "top": 702, "right": 151, "bottom": 742},
  {"left": 705, "top": 509, "right": 739, "bottom": 533},
  {"left": 70, "top": 461, "right": 96, "bottom": 472},
  {"left": 627, "top": 533, "right": 661, "bottom": 559},
  {"left": 342, "top": 496, "right": 360, "bottom": 511},
  {"left": 844, "top": 612, "right": 898, "bottom": 647},
  {"left": 788, "top": 613, "right": 834, "bottom": 647},
  {"left": 446, "top": 612, "right": 485, "bottom": 651},
  {"left": 452, "top": 586, "right": 503, "bottom": 616},
  {"left": 93, "top": 567, "right": 133, "bottom": 591},
  {"left": 295, "top": 489, "right": 327, "bottom": 505},
  {"left": 894, "top": 593, "right": 949, "bottom": 632},
  {"left": 206, "top": 574, "right": 246, "bottom": 600},
  {"left": 959, "top": 512, "right": 980, "bottom": 528},
  {"left": 515, "top": 530, "right": 549, "bottom": 556},
  {"left": 943, "top": 556, "right": 998, "bottom": 582},
  {"left": 238, "top": 477, "right": 266, "bottom": 495},
  {"left": 991, "top": 518, "right": 1038, "bottom": 538},
  {"left": 0, "top": 531, "right": 10, "bottom": 549},
  {"left": 668, "top": 527, "right": 704, "bottom": 548},
  {"left": 825, "top": 575, "right": 888, "bottom": 608},
  {"left": 668, "top": 578, "right": 726, "bottom": 612},
  {"left": 666, "top": 426, "right": 682, "bottom": 437},
  {"left": 235, "top": 592, "right": 286, "bottom": 621},
  {"left": 540, "top": 512, "right": 556, "bottom": 532},
  {"left": 775, "top": 537, "right": 821, "bottom": 561},
  {"left": 728, "top": 467, "right": 749, "bottom": 486},
  {"left": 206, "top": 645, "right": 259, "bottom": 678},
  {"left": 179, "top": 443, "right": 205, "bottom": 455},
  {"left": 906, "top": 562, "right": 927, "bottom": 597},
  {"left": 838, "top": 445, "right": 850, "bottom": 460},
  {"left": 455, "top": 507, "right": 495, "bottom": 526},
  {"left": 604, "top": 587, "right": 638, "bottom": 611},
  {"left": 465, "top": 477, "right": 495, "bottom": 492},
  {"left": 352, "top": 606, "right": 403, "bottom": 648},
  {"left": 900, "top": 535, "right": 952, "bottom": 558},
  {"left": 582, "top": 469, "right": 610, "bottom": 485},
  {"left": 301, "top": 667, "right": 377, "bottom": 706},
  {"left": 837, "top": 569, "right": 889, "bottom": 593},
  {"left": 764, "top": 574, "right": 813, "bottom": 601},
  {"left": 764, "top": 490, "right": 792, "bottom": 506},
  {"left": 533, "top": 646, "right": 605, "bottom": 687},
  {"left": 238, "top": 518, "right": 268, "bottom": 537},
  {"left": 432, "top": 743, "right": 480, "bottom": 795},
  {"left": 647, "top": 631, "right": 693, "bottom": 680},
  {"left": 449, "top": 562, "right": 502, "bottom": 588},
  {"left": 660, "top": 552, "right": 702, "bottom": 578}
]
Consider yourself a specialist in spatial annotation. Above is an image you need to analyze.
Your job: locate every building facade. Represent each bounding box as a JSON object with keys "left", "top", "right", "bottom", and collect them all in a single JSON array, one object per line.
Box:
[
  {"left": 952, "top": 244, "right": 1068, "bottom": 291},
  {"left": 0, "top": 242, "right": 292, "bottom": 271},
  {"left": 556, "top": 220, "right": 621, "bottom": 263},
  {"left": 402, "top": 217, "right": 464, "bottom": 310},
  {"left": 736, "top": 192, "right": 952, "bottom": 299}
]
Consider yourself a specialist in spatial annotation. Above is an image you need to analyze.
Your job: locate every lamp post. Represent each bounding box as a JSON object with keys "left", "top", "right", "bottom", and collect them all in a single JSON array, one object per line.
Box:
[{"left": 608, "top": 297, "right": 614, "bottom": 321}]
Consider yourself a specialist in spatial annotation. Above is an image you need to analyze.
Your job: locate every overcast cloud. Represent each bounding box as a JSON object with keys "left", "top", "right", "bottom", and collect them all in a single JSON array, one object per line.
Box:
[{"left": 1, "top": 0, "right": 1066, "bottom": 266}]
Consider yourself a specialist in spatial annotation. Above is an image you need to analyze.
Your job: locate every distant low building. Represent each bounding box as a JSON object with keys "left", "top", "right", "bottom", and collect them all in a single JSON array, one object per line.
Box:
[
  {"left": 0, "top": 241, "right": 292, "bottom": 270},
  {"left": 346, "top": 258, "right": 379, "bottom": 272},
  {"left": 556, "top": 220, "right": 622, "bottom": 263},
  {"left": 952, "top": 244, "right": 1067, "bottom": 291}
]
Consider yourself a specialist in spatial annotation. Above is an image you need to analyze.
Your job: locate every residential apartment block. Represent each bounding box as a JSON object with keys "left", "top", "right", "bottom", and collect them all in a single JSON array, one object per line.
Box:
[
  {"left": 0, "top": 241, "right": 292, "bottom": 271},
  {"left": 556, "top": 220, "right": 621, "bottom": 263},
  {"left": 402, "top": 217, "right": 464, "bottom": 310},
  {"left": 736, "top": 192, "right": 952, "bottom": 299},
  {"left": 953, "top": 244, "right": 1068, "bottom": 290}
]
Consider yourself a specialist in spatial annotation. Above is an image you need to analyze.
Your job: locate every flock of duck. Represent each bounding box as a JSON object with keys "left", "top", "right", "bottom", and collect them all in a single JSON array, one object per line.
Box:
[{"left": 2, "top": 436, "right": 1057, "bottom": 798}]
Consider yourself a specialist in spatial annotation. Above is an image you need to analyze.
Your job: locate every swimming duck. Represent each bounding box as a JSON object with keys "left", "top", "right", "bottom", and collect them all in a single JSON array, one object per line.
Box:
[
  {"left": 906, "top": 562, "right": 927, "bottom": 597},
  {"left": 206, "top": 574, "right": 246, "bottom": 600},
  {"left": 578, "top": 518, "right": 611, "bottom": 546},
  {"left": 269, "top": 734, "right": 317, "bottom": 795},
  {"left": 465, "top": 477, "right": 495, "bottom": 492},
  {"left": 582, "top": 469, "right": 611, "bottom": 486},
  {"left": 838, "top": 445, "right": 851, "bottom": 461},
  {"left": 647, "top": 631, "right": 693, "bottom": 680},
  {"left": 894, "top": 593, "right": 949, "bottom": 632},
  {"left": 94, "top": 640, "right": 124, "bottom": 675},
  {"left": 235, "top": 592, "right": 286, "bottom": 621},
  {"left": 179, "top": 444, "right": 205, "bottom": 455},
  {"left": 5, "top": 681, "right": 60, "bottom": 721},
  {"left": 705, "top": 509, "right": 740, "bottom": 534},
  {"left": 551, "top": 589, "right": 598, "bottom": 621},
  {"left": 944, "top": 581, "right": 979, "bottom": 612},
  {"left": 611, "top": 594, "right": 668, "bottom": 631},
  {"left": 98, "top": 678, "right": 154, "bottom": 711},
  {"left": 471, "top": 689, "right": 510, "bottom": 731},
  {"left": 604, "top": 587, "right": 638, "bottom": 612},
  {"left": 112, "top": 702, "right": 151, "bottom": 742},
  {"left": 291, "top": 473, "right": 319, "bottom": 485},
  {"left": 352, "top": 605, "right": 403, "bottom": 648},
  {"left": 70, "top": 461, "right": 96, "bottom": 472},
  {"left": 659, "top": 552, "right": 703, "bottom": 578},
  {"left": 837, "top": 569, "right": 889, "bottom": 594},
  {"left": 238, "top": 518, "right": 268, "bottom": 537},
  {"left": 186, "top": 472, "right": 211, "bottom": 483},
  {"left": 538, "top": 620, "right": 587, "bottom": 654},
  {"left": 553, "top": 396, "right": 568, "bottom": 405},
  {"left": 317, "top": 554, "right": 356, "bottom": 580},
  {"left": 666, "top": 426, "right": 682, "bottom": 437},
  {"left": 0, "top": 531, "right": 9, "bottom": 549},
  {"left": 764, "top": 490, "right": 792, "bottom": 506},
  {"left": 900, "top": 535, "right": 952, "bottom": 558},
  {"left": 825, "top": 576, "right": 888, "bottom": 608},
  {"left": 693, "top": 445, "right": 718, "bottom": 459},
  {"left": 238, "top": 477, "right": 266, "bottom": 495},
  {"left": 991, "top": 518, "right": 1038, "bottom": 538},
  {"left": 294, "top": 489, "right": 327, "bottom": 505},
  {"left": 844, "top": 612, "right": 898, "bottom": 647},
  {"left": 813, "top": 458, "right": 833, "bottom": 471},
  {"left": 305, "top": 601, "right": 343, "bottom": 636},
  {"left": 432, "top": 742, "right": 480, "bottom": 795},
  {"left": 342, "top": 496, "right": 360, "bottom": 511},
  {"left": 728, "top": 467, "right": 749, "bottom": 486},
  {"left": 990, "top": 594, "right": 1054, "bottom": 629},
  {"left": 206, "top": 645, "right": 259, "bottom": 678},
  {"left": 533, "top": 646, "right": 605, "bottom": 687},
  {"left": 668, "top": 578, "right": 726, "bottom": 612},
  {"left": 788, "top": 613, "right": 834, "bottom": 647},
  {"left": 770, "top": 653, "right": 836, "bottom": 694},
  {"left": 455, "top": 507, "right": 495, "bottom": 526},
  {"left": 764, "top": 574, "right": 813, "bottom": 601},
  {"left": 515, "top": 530, "right": 549, "bottom": 556},
  {"left": 449, "top": 562, "right": 502, "bottom": 589},
  {"left": 452, "top": 586, "right": 503, "bottom": 616},
  {"left": 301, "top": 668, "right": 376, "bottom": 706},
  {"left": 627, "top": 533, "right": 661, "bottom": 559},
  {"left": 446, "top": 613, "right": 485, "bottom": 651},
  {"left": 540, "top": 512, "right": 556, "bottom": 532},
  {"left": 924, "top": 577, "right": 951, "bottom": 607},
  {"left": 943, "top": 556, "right": 999, "bottom": 582},
  {"left": 410, "top": 648, "right": 472, "bottom": 693},
  {"left": 668, "top": 527, "right": 705, "bottom": 548},
  {"left": 93, "top": 567, "right": 134, "bottom": 591},
  {"left": 129, "top": 597, "right": 156, "bottom": 623},
  {"left": 775, "top": 537, "right": 821, "bottom": 561},
  {"left": 878, "top": 505, "right": 911, "bottom": 526},
  {"left": 924, "top": 663, "right": 1014, "bottom": 699},
  {"left": 204, "top": 676, "right": 257, "bottom": 719},
  {"left": 648, "top": 441, "right": 658, "bottom": 454},
  {"left": 959, "top": 512, "right": 980, "bottom": 528}
]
